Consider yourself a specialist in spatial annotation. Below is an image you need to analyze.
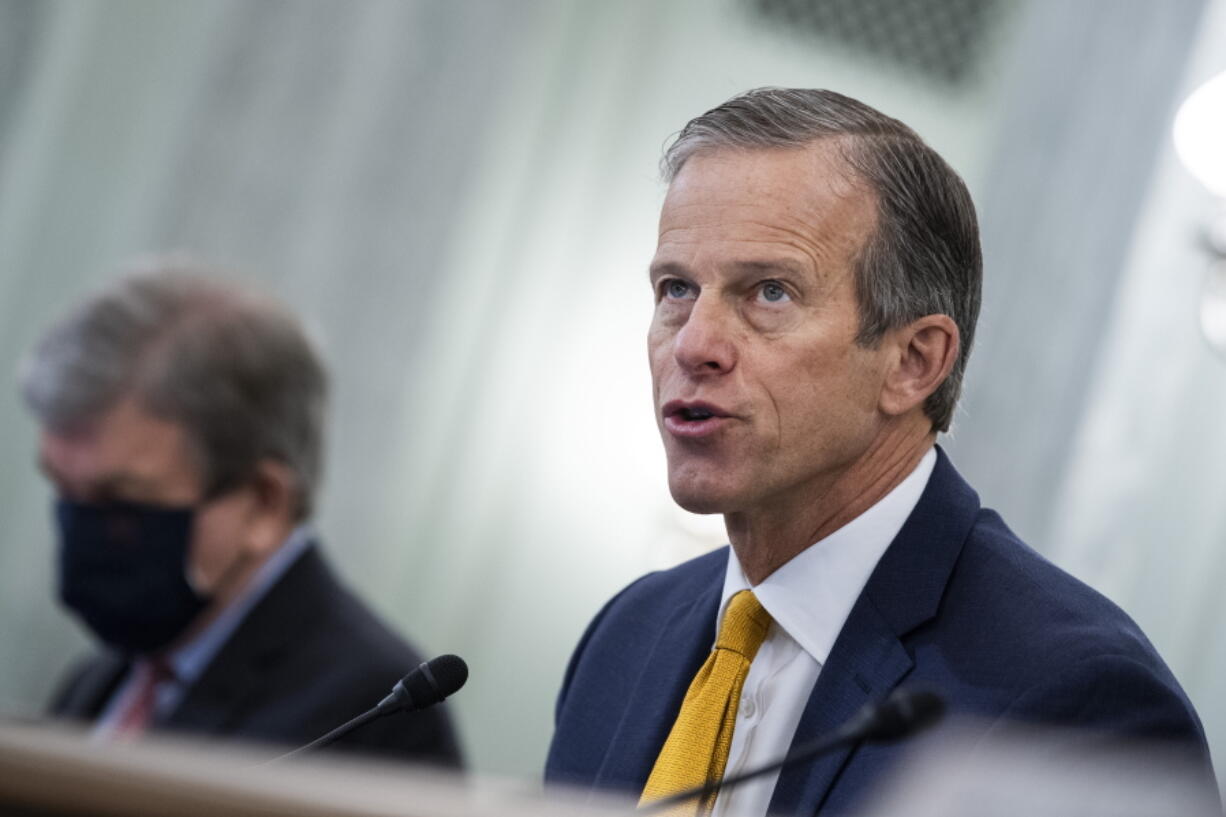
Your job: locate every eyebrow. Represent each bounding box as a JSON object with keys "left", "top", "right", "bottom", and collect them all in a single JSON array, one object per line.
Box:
[
  {"left": 648, "top": 258, "right": 810, "bottom": 281},
  {"left": 729, "top": 259, "right": 810, "bottom": 278},
  {"left": 648, "top": 261, "right": 685, "bottom": 281},
  {"left": 37, "top": 456, "right": 159, "bottom": 498}
]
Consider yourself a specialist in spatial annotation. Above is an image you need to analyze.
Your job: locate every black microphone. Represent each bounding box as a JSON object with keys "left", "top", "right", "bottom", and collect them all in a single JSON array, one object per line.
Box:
[
  {"left": 644, "top": 688, "right": 944, "bottom": 812},
  {"left": 271, "top": 654, "right": 468, "bottom": 763}
]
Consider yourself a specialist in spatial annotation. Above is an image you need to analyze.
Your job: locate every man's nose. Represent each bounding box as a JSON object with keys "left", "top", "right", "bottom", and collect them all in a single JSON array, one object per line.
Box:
[{"left": 673, "top": 295, "right": 736, "bottom": 375}]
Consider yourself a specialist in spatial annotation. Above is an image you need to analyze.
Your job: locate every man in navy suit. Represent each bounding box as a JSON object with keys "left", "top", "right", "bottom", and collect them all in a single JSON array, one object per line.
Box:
[
  {"left": 545, "top": 89, "right": 1213, "bottom": 815},
  {"left": 24, "top": 262, "right": 462, "bottom": 766}
]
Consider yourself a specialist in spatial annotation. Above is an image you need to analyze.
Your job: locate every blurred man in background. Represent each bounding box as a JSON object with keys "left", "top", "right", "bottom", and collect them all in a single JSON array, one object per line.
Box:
[
  {"left": 546, "top": 89, "right": 1213, "bottom": 815},
  {"left": 22, "top": 260, "right": 462, "bottom": 766}
]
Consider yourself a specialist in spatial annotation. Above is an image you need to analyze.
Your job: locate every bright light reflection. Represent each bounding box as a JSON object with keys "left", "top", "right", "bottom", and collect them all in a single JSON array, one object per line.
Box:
[
  {"left": 1174, "top": 70, "right": 1226, "bottom": 198},
  {"left": 1199, "top": 261, "right": 1226, "bottom": 357}
]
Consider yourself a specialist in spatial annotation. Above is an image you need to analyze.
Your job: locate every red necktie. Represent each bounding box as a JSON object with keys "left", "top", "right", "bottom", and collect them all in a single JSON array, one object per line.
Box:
[{"left": 111, "top": 658, "right": 174, "bottom": 740}]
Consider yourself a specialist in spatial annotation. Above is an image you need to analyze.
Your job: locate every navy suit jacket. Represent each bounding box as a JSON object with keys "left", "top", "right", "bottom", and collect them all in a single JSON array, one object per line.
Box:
[
  {"left": 546, "top": 450, "right": 1213, "bottom": 815},
  {"left": 50, "top": 545, "right": 463, "bottom": 767}
]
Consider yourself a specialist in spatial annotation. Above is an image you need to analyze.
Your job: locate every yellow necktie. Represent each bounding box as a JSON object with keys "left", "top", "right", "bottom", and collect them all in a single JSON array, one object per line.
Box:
[{"left": 639, "top": 590, "right": 773, "bottom": 816}]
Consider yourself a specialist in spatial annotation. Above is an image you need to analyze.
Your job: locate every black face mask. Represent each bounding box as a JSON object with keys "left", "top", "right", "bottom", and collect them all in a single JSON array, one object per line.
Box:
[{"left": 55, "top": 498, "right": 209, "bottom": 655}]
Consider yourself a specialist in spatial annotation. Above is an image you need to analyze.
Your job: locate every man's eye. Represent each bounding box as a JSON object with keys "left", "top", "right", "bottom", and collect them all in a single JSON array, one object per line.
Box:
[
  {"left": 759, "top": 281, "right": 789, "bottom": 303},
  {"left": 663, "top": 279, "right": 694, "bottom": 300}
]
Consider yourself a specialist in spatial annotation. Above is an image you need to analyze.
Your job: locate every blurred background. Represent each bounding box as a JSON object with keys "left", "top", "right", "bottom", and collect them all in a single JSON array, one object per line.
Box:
[{"left": 1, "top": 0, "right": 1225, "bottom": 793}]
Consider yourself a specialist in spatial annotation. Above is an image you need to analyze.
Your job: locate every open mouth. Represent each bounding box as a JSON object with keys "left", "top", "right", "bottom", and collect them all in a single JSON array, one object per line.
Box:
[
  {"left": 663, "top": 401, "right": 729, "bottom": 425},
  {"left": 663, "top": 402, "right": 728, "bottom": 439},
  {"left": 680, "top": 406, "right": 715, "bottom": 421},
  {"left": 662, "top": 401, "right": 729, "bottom": 438}
]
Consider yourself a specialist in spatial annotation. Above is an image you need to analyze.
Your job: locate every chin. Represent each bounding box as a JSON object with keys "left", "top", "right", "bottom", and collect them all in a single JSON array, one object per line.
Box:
[{"left": 667, "top": 477, "right": 739, "bottom": 516}]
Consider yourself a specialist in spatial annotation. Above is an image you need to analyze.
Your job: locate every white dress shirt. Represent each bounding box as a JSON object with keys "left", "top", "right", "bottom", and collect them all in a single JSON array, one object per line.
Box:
[{"left": 711, "top": 448, "right": 936, "bottom": 817}]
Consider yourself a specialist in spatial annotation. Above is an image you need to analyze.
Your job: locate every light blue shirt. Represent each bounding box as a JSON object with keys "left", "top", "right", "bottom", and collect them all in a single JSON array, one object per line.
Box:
[{"left": 93, "top": 526, "right": 314, "bottom": 736}]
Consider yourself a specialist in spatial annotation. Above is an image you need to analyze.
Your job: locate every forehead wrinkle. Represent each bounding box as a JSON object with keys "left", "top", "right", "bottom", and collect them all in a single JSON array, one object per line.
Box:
[
  {"left": 730, "top": 258, "right": 810, "bottom": 277},
  {"left": 657, "top": 217, "right": 856, "bottom": 289},
  {"left": 657, "top": 145, "right": 878, "bottom": 293},
  {"left": 659, "top": 180, "right": 873, "bottom": 238}
]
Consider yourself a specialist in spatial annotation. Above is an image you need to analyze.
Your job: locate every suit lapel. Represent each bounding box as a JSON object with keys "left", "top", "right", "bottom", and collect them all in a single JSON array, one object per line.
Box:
[
  {"left": 54, "top": 652, "right": 130, "bottom": 720},
  {"left": 593, "top": 574, "right": 723, "bottom": 791},
  {"left": 164, "top": 649, "right": 268, "bottom": 735},
  {"left": 769, "top": 448, "right": 981, "bottom": 815},
  {"left": 164, "top": 545, "right": 328, "bottom": 735},
  {"left": 768, "top": 603, "right": 912, "bottom": 814}
]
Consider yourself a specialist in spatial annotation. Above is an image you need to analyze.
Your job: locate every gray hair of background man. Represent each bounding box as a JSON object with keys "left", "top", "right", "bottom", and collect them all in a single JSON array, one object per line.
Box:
[
  {"left": 662, "top": 87, "right": 982, "bottom": 433},
  {"left": 20, "top": 260, "right": 327, "bottom": 518}
]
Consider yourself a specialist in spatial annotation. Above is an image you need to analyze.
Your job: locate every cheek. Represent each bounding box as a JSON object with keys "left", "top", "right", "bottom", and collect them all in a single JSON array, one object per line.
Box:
[
  {"left": 187, "top": 502, "right": 247, "bottom": 589},
  {"left": 647, "top": 314, "right": 671, "bottom": 351},
  {"left": 647, "top": 328, "right": 673, "bottom": 387},
  {"left": 770, "top": 342, "right": 882, "bottom": 430}
]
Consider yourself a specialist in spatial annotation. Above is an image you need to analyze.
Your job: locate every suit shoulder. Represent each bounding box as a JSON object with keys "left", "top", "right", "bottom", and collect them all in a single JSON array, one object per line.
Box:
[
  {"left": 226, "top": 546, "right": 463, "bottom": 766},
  {"left": 898, "top": 505, "right": 1209, "bottom": 765},
  {"left": 47, "top": 650, "right": 126, "bottom": 718},
  {"left": 969, "top": 513, "right": 1153, "bottom": 643},
  {"left": 315, "top": 582, "right": 424, "bottom": 667},
  {"left": 606, "top": 547, "right": 729, "bottom": 610},
  {"left": 553, "top": 547, "right": 725, "bottom": 708},
  {"left": 282, "top": 564, "right": 430, "bottom": 701},
  {"left": 307, "top": 580, "right": 464, "bottom": 766},
  {"left": 939, "top": 509, "right": 1187, "bottom": 693},
  {"left": 48, "top": 654, "right": 100, "bottom": 710},
  {"left": 279, "top": 547, "right": 426, "bottom": 671},
  {"left": 580, "top": 547, "right": 728, "bottom": 640},
  {"left": 547, "top": 548, "right": 726, "bottom": 786}
]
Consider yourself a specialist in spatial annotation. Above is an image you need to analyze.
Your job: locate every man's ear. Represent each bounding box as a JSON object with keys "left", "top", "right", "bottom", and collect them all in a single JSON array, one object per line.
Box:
[
  {"left": 241, "top": 459, "right": 298, "bottom": 556},
  {"left": 879, "top": 314, "right": 959, "bottom": 417}
]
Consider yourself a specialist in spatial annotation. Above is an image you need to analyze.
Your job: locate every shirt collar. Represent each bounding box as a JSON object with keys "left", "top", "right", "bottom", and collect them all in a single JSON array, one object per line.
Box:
[
  {"left": 163, "top": 525, "right": 314, "bottom": 684},
  {"left": 718, "top": 447, "right": 936, "bottom": 665}
]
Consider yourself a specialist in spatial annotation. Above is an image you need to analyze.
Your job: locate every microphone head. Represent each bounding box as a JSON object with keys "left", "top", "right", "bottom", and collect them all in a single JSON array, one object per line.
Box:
[
  {"left": 390, "top": 654, "right": 469, "bottom": 712},
  {"left": 422, "top": 653, "right": 469, "bottom": 700},
  {"left": 858, "top": 688, "right": 946, "bottom": 741}
]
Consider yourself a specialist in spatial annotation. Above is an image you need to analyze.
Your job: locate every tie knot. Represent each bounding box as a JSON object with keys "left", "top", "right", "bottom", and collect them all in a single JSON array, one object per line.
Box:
[{"left": 715, "top": 590, "right": 772, "bottom": 659}]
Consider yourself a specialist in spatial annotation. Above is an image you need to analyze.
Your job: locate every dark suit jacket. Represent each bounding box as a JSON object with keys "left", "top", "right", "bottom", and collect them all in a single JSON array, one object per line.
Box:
[
  {"left": 545, "top": 449, "right": 1214, "bottom": 815},
  {"left": 50, "top": 544, "right": 463, "bottom": 767}
]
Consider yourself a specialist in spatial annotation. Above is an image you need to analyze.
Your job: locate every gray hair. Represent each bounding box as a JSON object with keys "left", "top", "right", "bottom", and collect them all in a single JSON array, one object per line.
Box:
[
  {"left": 663, "top": 88, "right": 982, "bottom": 433},
  {"left": 21, "top": 259, "right": 327, "bottom": 518}
]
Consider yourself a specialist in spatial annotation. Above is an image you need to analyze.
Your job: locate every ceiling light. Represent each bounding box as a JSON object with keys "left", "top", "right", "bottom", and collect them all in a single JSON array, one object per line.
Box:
[{"left": 1174, "top": 70, "right": 1226, "bottom": 198}]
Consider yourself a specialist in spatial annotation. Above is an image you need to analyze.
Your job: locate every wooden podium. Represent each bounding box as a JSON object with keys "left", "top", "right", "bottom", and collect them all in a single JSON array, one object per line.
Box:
[
  {"left": 0, "top": 722, "right": 629, "bottom": 817},
  {"left": 2, "top": 720, "right": 1216, "bottom": 816}
]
